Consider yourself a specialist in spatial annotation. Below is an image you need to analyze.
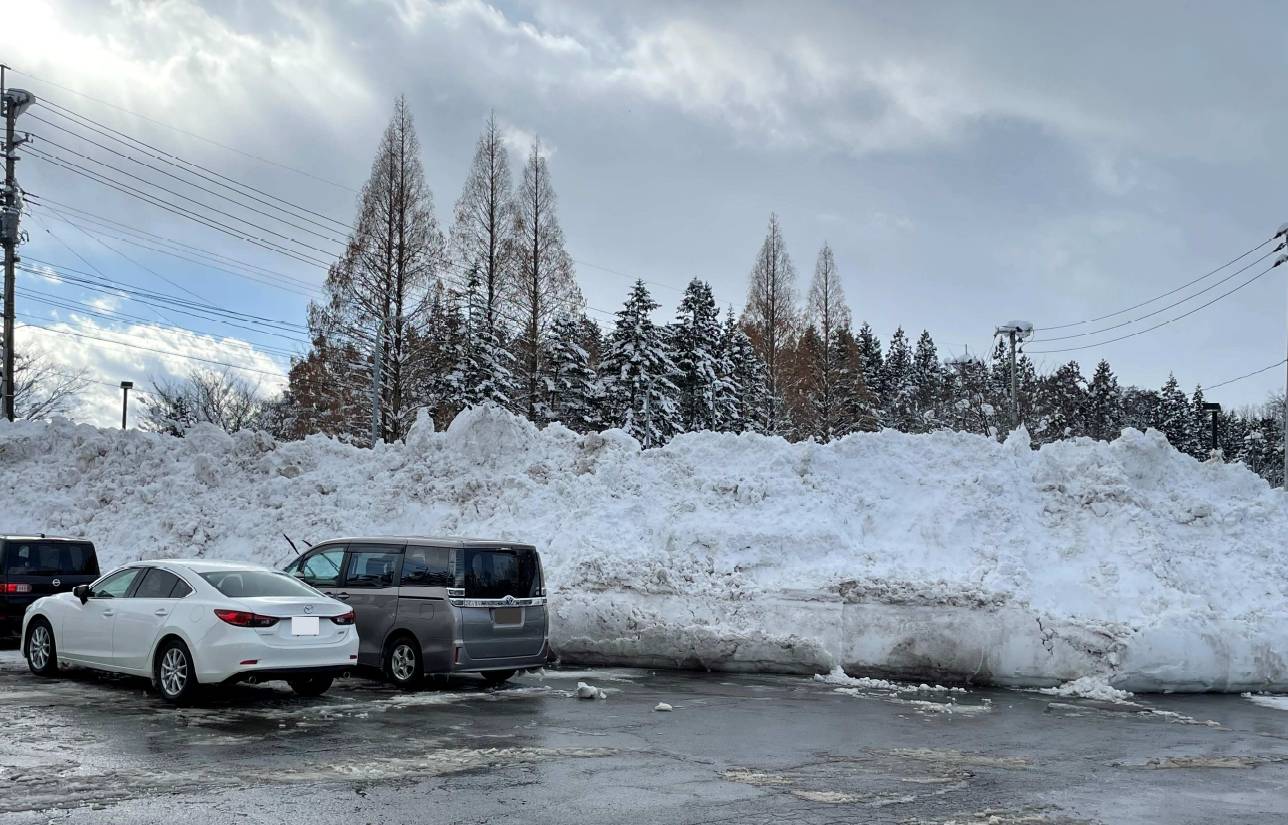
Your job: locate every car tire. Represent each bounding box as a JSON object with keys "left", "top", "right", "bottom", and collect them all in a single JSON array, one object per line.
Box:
[
  {"left": 384, "top": 635, "right": 423, "bottom": 690},
  {"left": 482, "top": 669, "right": 516, "bottom": 686},
  {"left": 154, "top": 639, "right": 199, "bottom": 704},
  {"left": 288, "top": 675, "right": 334, "bottom": 697},
  {"left": 25, "top": 619, "right": 59, "bottom": 677}
]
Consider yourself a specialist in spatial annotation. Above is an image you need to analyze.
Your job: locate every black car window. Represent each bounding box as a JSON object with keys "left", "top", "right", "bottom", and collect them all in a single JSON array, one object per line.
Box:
[
  {"left": 3, "top": 542, "right": 98, "bottom": 576},
  {"left": 169, "top": 577, "right": 193, "bottom": 598},
  {"left": 400, "top": 546, "right": 453, "bottom": 587},
  {"left": 134, "top": 569, "right": 184, "bottom": 599},
  {"left": 292, "top": 547, "right": 345, "bottom": 587},
  {"left": 90, "top": 568, "right": 142, "bottom": 599},
  {"left": 344, "top": 545, "right": 403, "bottom": 588}
]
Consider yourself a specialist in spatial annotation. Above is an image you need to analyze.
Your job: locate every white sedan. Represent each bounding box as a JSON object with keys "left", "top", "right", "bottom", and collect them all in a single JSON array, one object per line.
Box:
[{"left": 20, "top": 559, "right": 359, "bottom": 702}]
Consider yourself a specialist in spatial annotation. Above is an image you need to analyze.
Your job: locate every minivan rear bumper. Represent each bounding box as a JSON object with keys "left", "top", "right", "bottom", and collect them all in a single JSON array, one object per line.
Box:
[{"left": 450, "top": 638, "right": 550, "bottom": 673}]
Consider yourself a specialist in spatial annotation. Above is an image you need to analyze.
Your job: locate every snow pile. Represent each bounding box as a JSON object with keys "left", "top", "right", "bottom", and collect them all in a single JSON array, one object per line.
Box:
[{"left": 3, "top": 405, "right": 1287, "bottom": 692}]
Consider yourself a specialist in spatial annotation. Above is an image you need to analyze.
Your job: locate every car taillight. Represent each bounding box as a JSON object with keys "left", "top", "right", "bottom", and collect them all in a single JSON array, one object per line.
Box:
[
  {"left": 330, "top": 610, "right": 356, "bottom": 625},
  {"left": 2, "top": 583, "right": 32, "bottom": 594},
  {"left": 213, "top": 609, "right": 279, "bottom": 628}
]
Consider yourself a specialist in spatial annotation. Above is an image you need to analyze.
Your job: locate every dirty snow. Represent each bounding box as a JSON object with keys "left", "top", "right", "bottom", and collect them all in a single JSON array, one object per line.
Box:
[
  {"left": 1038, "top": 675, "right": 1135, "bottom": 703},
  {"left": 2, "top": 405, "right": 1287, "bottom": 692}
]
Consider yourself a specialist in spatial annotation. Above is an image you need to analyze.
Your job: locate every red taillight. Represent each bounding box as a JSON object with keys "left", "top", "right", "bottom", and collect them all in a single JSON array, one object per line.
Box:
[
  {"left": 330, "top": 610, "right": 356, "bottom": 626},
  {"left": 2, "top": 583, "right": 32, "bottom": 594},
  {"left": 239, "top": 659, "right": 258, "bottom": 666},
  {"left": 213, "top": 609, "right": 279, "bottom": 628}
]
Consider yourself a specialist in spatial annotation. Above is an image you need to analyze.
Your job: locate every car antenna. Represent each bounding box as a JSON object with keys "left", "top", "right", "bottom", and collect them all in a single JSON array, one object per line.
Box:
[{"left": 283, "top": 534, "right": 302, "bottom": 556}]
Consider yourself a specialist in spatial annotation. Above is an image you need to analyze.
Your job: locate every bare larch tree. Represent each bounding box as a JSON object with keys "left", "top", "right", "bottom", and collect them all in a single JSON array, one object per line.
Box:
[{"left": 743, "top": 213, "right": 797, "bottom": 433}]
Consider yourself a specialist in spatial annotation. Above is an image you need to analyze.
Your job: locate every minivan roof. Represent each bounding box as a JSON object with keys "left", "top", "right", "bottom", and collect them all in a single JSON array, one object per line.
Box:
[
  {"left": 314, "top": 536, "right": 536, "bottom": 550},
  {"left": 0, "top": 535, "right": 91, "bottom": 543}
]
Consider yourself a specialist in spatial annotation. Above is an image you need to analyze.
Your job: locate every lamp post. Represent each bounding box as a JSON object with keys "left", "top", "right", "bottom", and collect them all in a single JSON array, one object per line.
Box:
[
  {"left": 1201, "top": 401, "right": 1222, "bottom": 455},
  {"left": 120, "top": 381, "right": 133, "bottom": 430}
]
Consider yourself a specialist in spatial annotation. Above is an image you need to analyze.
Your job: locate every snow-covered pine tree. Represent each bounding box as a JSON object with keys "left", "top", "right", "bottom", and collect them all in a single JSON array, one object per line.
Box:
[
  {"left": 1190, "top": 385, "right": 1214, "bottom": 459},
  {"left": 1083, "top": 359, "right": 1123, "bottom": 441},
  {"left": 508, "top": 139, "right": 583, "bottom": 420},
  {"left": 1157, "top": 373, "right": 1196, "bottom": 453},
  {"left": 855, "top": 322, "right": 884, "bottom": 415},
  {"left": 881, "top": 327, "right": 915, "bottom": 430},
  {"left": 540, "top": 313, "right": 602, "bottom": 433},
  {"left": 832, "top": 326, "right": 878, "bottom": 434},
  {"left": 668, "top": 278, "right": 724, "bottom": 433},
  {"left": 600, "top": 280, "right": 681, "bottom": 446},
  {"left": 311, "top": 95, "right": 445, "bottom": 443},
  {"left": 910, "top": 330, "right": 941, "bottom": 433},
  {"left": 458, "top": 262, "right": 514, "bottom": 408},
  {"left": 713, "top": 310, "right": 751, "bottom": 432},
  {"left": 412, "top": 283, "right": 470, "bottom": 429},
  {"left": 1033, "top": 361, "right": 1086, "bottom": 443},
  {"left": 743, "top": 214, "right": 797, "bottom": 434}
]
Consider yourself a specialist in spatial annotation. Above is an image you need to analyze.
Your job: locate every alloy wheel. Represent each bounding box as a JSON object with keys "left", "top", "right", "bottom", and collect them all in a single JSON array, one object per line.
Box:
[
  {"left": 391, "top": 643, "right": 416, "bottom": 682},
  {"left": 160, "top": 647, "right": 188, "bottom": 697},
  {"left": 29, "top": 626, "right": 50, "bottom": 671}
]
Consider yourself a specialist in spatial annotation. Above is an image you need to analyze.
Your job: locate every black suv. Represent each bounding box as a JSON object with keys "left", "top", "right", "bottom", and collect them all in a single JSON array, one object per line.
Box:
[{"left": 0, "top": 535, "right": 100, "bottom": 638}]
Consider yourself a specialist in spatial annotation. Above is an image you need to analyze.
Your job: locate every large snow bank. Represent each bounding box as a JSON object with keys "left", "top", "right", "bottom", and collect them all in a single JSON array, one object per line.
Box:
[{"left": 3, "top": 405, "right": 1286, "bottom": 692}]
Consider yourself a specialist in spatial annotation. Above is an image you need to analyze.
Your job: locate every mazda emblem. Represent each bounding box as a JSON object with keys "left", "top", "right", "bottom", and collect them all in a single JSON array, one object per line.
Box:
[{"left": 304, "top": 604, "right": 313, "bottom": 614}]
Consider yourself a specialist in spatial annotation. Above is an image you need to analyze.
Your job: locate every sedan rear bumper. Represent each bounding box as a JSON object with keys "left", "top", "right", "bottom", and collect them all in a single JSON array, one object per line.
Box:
[
  {"left": 221, "top": 664, "right": 352, "bottom": 685},
  {"left": 195, "top": 625, "right": 359, "bottom": 684}
]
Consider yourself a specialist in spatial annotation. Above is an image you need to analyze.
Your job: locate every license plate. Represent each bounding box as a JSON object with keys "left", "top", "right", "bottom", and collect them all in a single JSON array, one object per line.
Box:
[
  {"left": 291, "top": 616, "right": 320, "bottom": 636},
  {"left": 492, "top": 607, "right": 521, "bottom": 626}
]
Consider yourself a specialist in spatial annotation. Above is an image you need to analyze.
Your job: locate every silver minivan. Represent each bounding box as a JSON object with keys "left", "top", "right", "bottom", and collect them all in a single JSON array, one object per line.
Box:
[{"left": 284, "top": 537, "right": 549, "bottom": 688}]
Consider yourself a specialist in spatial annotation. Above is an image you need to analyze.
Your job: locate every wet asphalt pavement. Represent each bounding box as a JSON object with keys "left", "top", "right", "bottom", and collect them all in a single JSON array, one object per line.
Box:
[{"left": 2, "top": 647, "right": 1288, "bottom": 824}]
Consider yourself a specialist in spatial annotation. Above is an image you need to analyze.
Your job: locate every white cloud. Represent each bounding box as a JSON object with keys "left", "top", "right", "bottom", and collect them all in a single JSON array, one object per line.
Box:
[{"left": 19, "top": 314, "right": 288, "bottom": 428}]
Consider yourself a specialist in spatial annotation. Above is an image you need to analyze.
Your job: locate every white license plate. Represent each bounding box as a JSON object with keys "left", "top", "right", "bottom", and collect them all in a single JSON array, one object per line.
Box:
[{"left": 291, "top": 616, "right": 320, "bottom": 636}]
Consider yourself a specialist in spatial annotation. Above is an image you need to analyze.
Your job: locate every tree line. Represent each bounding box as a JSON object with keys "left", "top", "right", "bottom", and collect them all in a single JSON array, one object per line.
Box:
[{"left": 138, "top": 97, "right": 1286, "bottom": 488}]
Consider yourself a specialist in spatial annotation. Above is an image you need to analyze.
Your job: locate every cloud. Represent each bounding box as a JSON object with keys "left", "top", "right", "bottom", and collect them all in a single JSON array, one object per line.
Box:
[{"left": 19, "top": 314, "right": 288, "bottom": 428}]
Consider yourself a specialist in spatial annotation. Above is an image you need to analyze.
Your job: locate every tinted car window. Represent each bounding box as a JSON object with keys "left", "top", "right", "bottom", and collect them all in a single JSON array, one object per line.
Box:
[
  {"left": 134, "top": 569, "right": 184, "bottom": 599},
  {"left": 459, "top": 547, "right": 541, "bottom": 599},
  {"left": 91, "top": 568, "right": 142, "bottom": 599},
  {"left": 400, "top": 546, "right": 452, "bottom": 587},
  {"left": 4, "top": 542, "right": 98, "bottom": 576},
  {"left": 202, "top": 570, "right": 319, "bottom": 599},
  {"left": 169, "top": 577, "right": 193, "bottom": 598},
  {"left": 292, "top": 547, "right": 345, "bottom": 587},
  {"left": 344, "top": 546, "right": 403, "bottom": 588}
]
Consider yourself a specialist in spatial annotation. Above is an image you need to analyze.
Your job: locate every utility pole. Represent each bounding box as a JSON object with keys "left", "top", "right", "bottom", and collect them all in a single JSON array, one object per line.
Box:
[
  {"left": 119, "top": 381, "right": 133, "bottom": 430},
  {"left": 1276, "top": 223, "right": 1288, "bottom": 488},
  {"left": 1202, "top": 401, "right": 1221, "bottom": 456},
  {"left": 1, "top": 69, "right": 32, "bottom": 423},
  {"left": 994, "top": 321, "right": 1034, "bottom": 432}
]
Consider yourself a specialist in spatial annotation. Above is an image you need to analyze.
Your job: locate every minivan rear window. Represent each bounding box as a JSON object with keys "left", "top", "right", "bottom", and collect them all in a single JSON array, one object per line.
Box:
[
  {"left": 459, "top": 547, "right": 541, "bottom": 599},
  {"left": 3, "top": 542, "right": 98, "bottom": 577}
]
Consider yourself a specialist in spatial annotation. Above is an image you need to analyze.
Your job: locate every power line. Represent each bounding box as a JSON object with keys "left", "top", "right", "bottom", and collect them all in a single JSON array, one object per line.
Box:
[
  {"left": 1028, "top": 243, "right": 1284, "bottom": 343},
  {"left": 1203, "top": 359, "right": 1288, "bottom": 392},
  {"left": 9, "top": 67, "right": 356, "bottom": 194},
  {"left": 1026, "top": 259, "right": 1285, "bottom": 355},
  {"left": 1036, "top": 236, "right": 1275, "bottom": 332},
  {"left": 16, "top": 318, "right": 289, "bottom": 379}
]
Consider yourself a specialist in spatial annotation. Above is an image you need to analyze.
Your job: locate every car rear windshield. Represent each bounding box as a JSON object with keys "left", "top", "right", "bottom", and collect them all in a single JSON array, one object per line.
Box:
[
  {"left": 201, "top": 570, "right": 319, "bottom": 599},
  {"left": 458, "top": 547, "right": 541, "bottom": 599},
  {"left": 3, "top": 541, "right": 98, "bottom": 577}
]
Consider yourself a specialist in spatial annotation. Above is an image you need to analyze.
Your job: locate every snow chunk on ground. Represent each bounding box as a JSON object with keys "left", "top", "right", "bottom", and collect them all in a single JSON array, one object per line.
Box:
[{"left": 1039, "top": 675, "right": 1134, "bottom": 702}]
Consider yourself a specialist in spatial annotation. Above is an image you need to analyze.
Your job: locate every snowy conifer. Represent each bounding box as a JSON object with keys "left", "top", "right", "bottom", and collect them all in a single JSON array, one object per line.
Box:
[
  {"left": 910, "top": 330, "right": 942, "bottom": 433},
  {"left": 855, "top": 322, "right": 884, "bottom": 413},
  {"left": 601, "top": 281, "right": 681, "bottom": 446},
  {"left": 668, "top": 279, "right": 724, "bottom": 433},
  {"left": 881, "top": 327, "right": 915, "bottom": 430},
  {"left": 540, "top": 313, "right": 603, "bottom": 433},
  {"left": 1083, "top": 360, "right": 1123, "bottom": 441}
]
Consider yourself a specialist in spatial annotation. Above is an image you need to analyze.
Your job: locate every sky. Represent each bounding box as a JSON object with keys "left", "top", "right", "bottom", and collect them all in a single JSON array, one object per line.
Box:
[{"left": 3, "top": 0, "right": 1287, "bottom": 427}]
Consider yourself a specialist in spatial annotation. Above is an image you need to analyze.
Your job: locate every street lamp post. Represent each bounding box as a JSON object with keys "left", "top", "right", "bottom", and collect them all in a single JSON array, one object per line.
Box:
[{"left": 120, "top": 381, "right": 133, "bottom": 430}]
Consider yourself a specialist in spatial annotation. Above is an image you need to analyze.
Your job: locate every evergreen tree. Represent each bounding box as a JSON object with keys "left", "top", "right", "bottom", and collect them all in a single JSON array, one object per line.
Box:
[
  {"left": 1157, "top": 373, "right": 1196, "bottom": 453},
  {"left": 856, "top": 322, "right": 884, "bottom": 413},
  {"left": 943, "top": 354, "right": 1001, "bottom": 438},
  {"left": 540, "top": 313, "right": 602, "bottom": 432},
  {"left": 508, "top": 139, "right": 583, "bottom": 419},
  {"left": 719, "top": 309, "right": 764, "bottom": 433},
  {"left": 910, "top": 330, "right": 941, "bottom": 433},
  {"left": 1190, "top": 386, "right": 1212, "bottom": 458},
  {"left": 1083, "top": 360, "right": 1123, "bottom": 441},
  {"left": 743, "top": 214, "right": 797, "bottom": 434},
  {"left": 601, "top": 281, "right": 680, "bottom": 446},
  {"left": 668, "top": 279, "right": 724, "bottom": 433},
  {"left": 1033, "top": 361, "right": 1086, "bottom": 443},
  {"left": 832, "top": 326, "right": 879, "bottom": 434},
  {"left": 881, "top": 327, "right": 915, "bottom": 430},
  {"left": 310, "top": 96, "right": 444, "bottom": 443}
]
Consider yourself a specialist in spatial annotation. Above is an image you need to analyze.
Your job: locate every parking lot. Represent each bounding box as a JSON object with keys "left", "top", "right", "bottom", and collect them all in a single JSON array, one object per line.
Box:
[{"left": 2, "top": 647, "right": 1287, "bottom": 825}]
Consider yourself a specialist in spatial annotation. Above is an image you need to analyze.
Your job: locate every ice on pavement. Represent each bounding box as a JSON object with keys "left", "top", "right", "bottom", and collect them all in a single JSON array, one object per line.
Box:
[
  {"left": 3, "top": 404, "right": 1288, "bottom": 692},
  {"left": 575, "top": 682, "right": 607, "bottom": 700},
  {"left": 654, "top": 702, "right": 673, "bottom": 712}
]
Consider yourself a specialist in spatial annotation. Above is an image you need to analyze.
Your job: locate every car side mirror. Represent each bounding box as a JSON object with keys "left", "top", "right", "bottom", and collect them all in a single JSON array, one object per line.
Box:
[{"left": 73, "top": 585, "right": 90, "bottom": 604}]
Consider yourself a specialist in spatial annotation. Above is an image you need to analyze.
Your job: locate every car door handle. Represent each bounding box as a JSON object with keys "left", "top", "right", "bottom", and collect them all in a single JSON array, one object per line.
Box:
[
  {"left": 154, "top": 608, "right": 170, "bottom": 616},
  {"left": 102, "top": 609, "right": 115, "bottom": 617}
]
